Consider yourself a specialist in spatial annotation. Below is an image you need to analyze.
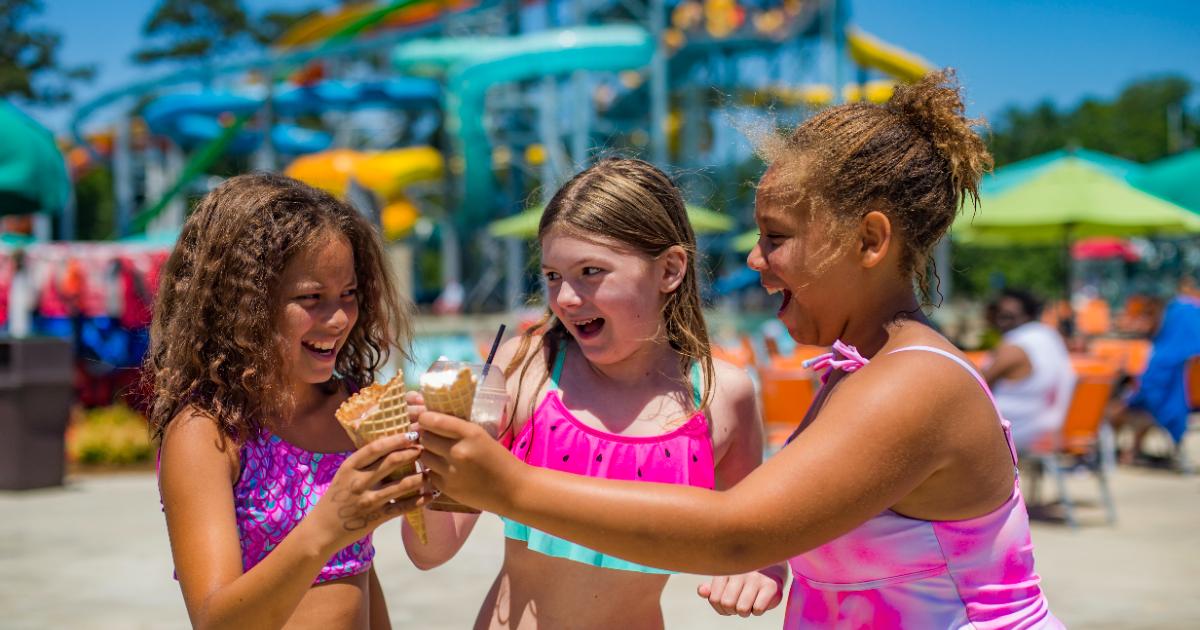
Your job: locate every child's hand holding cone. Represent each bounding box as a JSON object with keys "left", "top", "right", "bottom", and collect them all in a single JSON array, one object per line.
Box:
[{"left": 335, "top": 372, "right": 429, "bottom": 543}]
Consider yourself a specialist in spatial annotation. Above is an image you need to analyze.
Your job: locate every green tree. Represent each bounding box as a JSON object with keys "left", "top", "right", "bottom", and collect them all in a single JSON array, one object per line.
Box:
[
  {"left": 132, "top": 0, "right": 318, "bottom": 65},
  {"left": 257, "top": 7, "right": 323, "bottom": 44},
  {"left": 133, "top": 0, "right": 257, "bottom": 64},
  {"left": 987, "top": 75, "right": 1198, "bottom": 167},
  {"left": 950, "top": 244, "right": 1067, "bottom": 302},
  {"left": 957, "top": 76, "right": 1200, "bottom": 302},
  {"left": 73, "top": 166, "right": 116, "bottom": 241},
  {"left": 0, "top": 0, "right": 94, "bottom": 105}
]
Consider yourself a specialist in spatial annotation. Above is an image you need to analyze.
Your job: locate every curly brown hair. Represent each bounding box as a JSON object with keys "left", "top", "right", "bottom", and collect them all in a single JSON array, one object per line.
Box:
[
  {"left": 145, "top": 172, "right": 411, "bottom": 443},
  {"left": 758, "top": 69, "right": 993, "bottom": 303},
  {"left": 505, "top": 158, "right": 714, "bottom": 421}
]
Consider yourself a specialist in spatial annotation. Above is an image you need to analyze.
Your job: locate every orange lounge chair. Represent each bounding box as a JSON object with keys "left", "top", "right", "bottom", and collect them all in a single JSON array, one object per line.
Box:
[
  {"left": 1025, "top": 360, "right": 1119, "bottom": 528},
  {"left": 712, "top": 334, "right": 759, "bottom": 369},
  {"left": 759, "top": 365, "right": 819, "bottom": 453}
]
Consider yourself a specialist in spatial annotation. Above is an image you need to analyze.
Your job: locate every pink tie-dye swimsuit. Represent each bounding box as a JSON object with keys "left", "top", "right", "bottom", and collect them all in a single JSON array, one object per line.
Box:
[{"left": 788, "top": 343, "right": 1061, "bottom": 629}]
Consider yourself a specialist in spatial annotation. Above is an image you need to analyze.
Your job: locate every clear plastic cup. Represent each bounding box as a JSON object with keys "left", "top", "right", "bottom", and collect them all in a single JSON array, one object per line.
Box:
[{"left": 420, "top": 359, "right": 509, "bottom": 513}]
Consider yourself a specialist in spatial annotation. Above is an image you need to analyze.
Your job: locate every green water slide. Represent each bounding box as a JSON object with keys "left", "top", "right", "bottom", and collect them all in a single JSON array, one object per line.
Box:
[
  {"left": 393, "top": 25, "right": 655, "bottom": 227},
  {"left": 127, "top": 113, "right": 250, "bottom": 234}
]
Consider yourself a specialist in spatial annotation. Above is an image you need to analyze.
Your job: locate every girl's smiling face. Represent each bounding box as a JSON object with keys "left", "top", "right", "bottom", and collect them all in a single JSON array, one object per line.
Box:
[
  {"left": 540, "top": 228, "right": 686, "bottom": 366},
  {"left": 747, "top": 165, "right": 863, "bottom": 346},
  {"left": 277, "top": 232, "right": 360, "bottom": 388}
]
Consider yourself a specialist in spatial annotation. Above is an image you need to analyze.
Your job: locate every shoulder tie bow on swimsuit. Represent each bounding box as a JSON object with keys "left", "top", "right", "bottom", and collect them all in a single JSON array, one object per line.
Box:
[{"left": 802, "top": 340, "right": 870, "bottom": 383}]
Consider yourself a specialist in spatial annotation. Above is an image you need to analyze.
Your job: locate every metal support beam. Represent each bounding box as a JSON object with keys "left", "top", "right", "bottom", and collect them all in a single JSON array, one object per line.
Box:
[
  {"left": 648, "top": 0, "right": 668, "bottom": 166},
  {"left": 113, "top": 116, "right": 134, "bottom": 238}
]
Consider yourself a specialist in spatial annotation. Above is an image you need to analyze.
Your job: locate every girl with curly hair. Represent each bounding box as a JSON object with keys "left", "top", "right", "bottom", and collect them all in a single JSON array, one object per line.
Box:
[
  {"left": 149, "top": 172, "right": 429, "bottom": 628},
  {"left": 418, "top": 71, "right": 1063, "bottom": 628}
]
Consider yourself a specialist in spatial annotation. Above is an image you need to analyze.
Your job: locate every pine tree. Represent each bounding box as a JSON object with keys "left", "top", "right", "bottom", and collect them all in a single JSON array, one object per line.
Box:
[{"left": 0, "top": 0, "right": 94, "bottom": 105}]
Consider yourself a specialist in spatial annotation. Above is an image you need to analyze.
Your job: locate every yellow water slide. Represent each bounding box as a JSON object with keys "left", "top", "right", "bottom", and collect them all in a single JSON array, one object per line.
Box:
[
  {"left": 275, "top": 5, "right": 377, "bottom": 49},
  {"left": 845, "top": 27, "right": 934, "bottom": 85},
  {"left": 776, "top": 27, "right": 934, "bottom": 106},
  {"left": 285, "top": 147, "right": 444, "bottom": 238}
]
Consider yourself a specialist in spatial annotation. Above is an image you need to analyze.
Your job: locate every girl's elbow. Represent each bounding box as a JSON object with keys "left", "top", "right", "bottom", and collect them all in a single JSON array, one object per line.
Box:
[
  {"left": 404, "top": 547, "right": 456, "bottom": 571},
  {"left": 408, "top": 555, "right": 449, "bottom": 571},
  {"left": 188, "top": 608, "right": 222, "bottom": 630},
  {"left": 712, "top": 538, "right": 773, "bottom": 575}
]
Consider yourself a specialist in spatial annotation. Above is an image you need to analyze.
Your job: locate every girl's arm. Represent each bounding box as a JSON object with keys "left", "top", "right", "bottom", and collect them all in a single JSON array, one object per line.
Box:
[
  {"left": 699, "top": 362, "right": 786, "bottom": 616},
  {"left": 402, "top": 510, "right": 481, "bottom": 569},
  {"left": 368, "top": 567, "right": 391, "bottom": 630},
  {"left": 400, "top": 391, "right": 481, "bottom": 569},
  {"left": 398, "top": 336, "right": 533, "bottom": 568},
  {"left": 419, "top": 351, "right": 985, "bottom": 576},
  {"left": 980, "top": 342, "right": 1028, "bottom": 386},
  {"left": 160, "top": 411, "right": 428, "bottom": 629}
]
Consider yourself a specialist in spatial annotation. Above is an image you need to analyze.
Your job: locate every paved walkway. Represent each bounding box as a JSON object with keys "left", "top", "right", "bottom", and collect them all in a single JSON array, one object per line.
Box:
[{"left": 2, "top": 454, "right": 1198, "bottom": 628}]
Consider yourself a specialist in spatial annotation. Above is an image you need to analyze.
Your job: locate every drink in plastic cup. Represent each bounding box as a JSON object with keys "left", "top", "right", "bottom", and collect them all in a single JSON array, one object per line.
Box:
[{"left": 420, "top": 359, "right": 509, "bottom": 513}]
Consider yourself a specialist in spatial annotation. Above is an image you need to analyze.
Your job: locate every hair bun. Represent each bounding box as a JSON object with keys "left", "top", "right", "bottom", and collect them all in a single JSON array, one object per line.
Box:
[{"left": 888, "top": 69, "right": 993, "bottom": 207}]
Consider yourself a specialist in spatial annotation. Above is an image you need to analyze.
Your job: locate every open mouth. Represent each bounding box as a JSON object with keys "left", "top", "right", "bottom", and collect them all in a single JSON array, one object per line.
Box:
[
  {"left": 763, "top": 283, "right": 792, "bottom": 317},
  {"left": 573, "top": 317, "right": 605, "bottom": 339},
  {"left": 301, "top": 339, "right": 337, "bottom": 360}
]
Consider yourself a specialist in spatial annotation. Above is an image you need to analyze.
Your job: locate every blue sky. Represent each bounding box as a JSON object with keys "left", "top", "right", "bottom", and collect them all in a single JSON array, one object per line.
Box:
[{"left": 22, "top": 0, "right": 1200, "bottom": 133}]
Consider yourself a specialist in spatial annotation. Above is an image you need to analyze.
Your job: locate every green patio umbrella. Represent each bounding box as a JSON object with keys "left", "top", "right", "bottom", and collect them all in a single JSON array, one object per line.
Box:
[
  {"left": 0, "top": 100, "right": 70, "bottom": 217},
  {"left": 488, "top": 203, "right": 734, "bottom": 239},
  {"left": 952, "top": 155, "right": 1200, "bottom": 245},
  {"left": 1129, "top": 149, "right": 1200, "bottom": 215},
  {"left": 952, "top": 152, "right": 1200, "bottom": 332}
]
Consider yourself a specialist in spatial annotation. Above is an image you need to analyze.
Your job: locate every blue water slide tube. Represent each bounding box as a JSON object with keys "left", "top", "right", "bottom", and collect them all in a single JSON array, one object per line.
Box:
[{"left": 142, "top": 77, "right": 441, "bottom": 155}]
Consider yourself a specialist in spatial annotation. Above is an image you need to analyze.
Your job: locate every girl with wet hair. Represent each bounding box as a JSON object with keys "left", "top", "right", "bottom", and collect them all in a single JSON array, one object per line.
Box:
[
  {"left": 417, "top": 72, "right": 1062, "bottom": 628},
  {"left": 405, "top": 157, "right": 778, "bottom": 628}
]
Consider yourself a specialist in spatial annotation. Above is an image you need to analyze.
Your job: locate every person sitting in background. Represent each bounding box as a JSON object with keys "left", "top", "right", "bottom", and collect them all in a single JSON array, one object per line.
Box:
[
  {"left": 1115, "top": 293, "right": 1166, "bottom": 338},
  {"left": 982, "top": 289, "right": 1077, "bottom": 454},
  {"left": 1112, "top": 274, "right": 1200, "bottom": 468}
]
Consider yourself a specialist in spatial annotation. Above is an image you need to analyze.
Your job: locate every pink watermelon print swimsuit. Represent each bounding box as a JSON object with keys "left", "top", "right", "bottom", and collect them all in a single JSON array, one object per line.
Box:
[
  {"left": 787, "top": 342, "right": 1061, "bottom": 629},
  {"left": 504, "top": 343, "right": 714, "bottom": 573}
]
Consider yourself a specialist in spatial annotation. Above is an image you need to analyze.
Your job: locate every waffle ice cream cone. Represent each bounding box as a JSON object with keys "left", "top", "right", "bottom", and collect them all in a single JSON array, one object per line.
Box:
[
  {"left": 335, "top": 372, "right": 427, "bottom": 544},
  {"left": 421, "top": 363, "right": 483, "bottom": 513},
  {"left": 420, "top": 365, "right": 477, "bottom": 420}
]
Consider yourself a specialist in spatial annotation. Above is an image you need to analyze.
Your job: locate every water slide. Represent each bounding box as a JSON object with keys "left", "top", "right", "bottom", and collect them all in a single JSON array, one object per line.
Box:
[
  {"left": 133, "top": 112, "right": 249, "bottom": 233},
  {"left": 393, "top": 25, "right": 657, "bottom": 227},
  {"left": 284, "top": 146, "right": 444, "bottom": 238},
  {"left": 141, "top": 78, "right": 441, "bottom": 155},
  {"left": 845, "top": 27, "right": 934, "bottom": 85},
  {"left": 274, "top": 0, "right": 477, "bottom": 49},
  {"left": 70, "top": 0, "right": 503, "bottom": 237}
]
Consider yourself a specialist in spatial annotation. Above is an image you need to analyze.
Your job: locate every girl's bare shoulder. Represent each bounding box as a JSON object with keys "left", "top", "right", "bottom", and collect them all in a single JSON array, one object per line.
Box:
[
  {"left": 705, "top": 357, "right": 759, "bottom": 431},
  {"left": 709, "top": 358, "right": 756, "bottom": 406},
  {"left": 160, "top": 405, "right": 240, "bottom": 483}
]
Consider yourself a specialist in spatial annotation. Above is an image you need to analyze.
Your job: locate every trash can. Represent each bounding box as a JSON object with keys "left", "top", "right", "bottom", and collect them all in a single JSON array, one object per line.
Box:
[{"left": 0, "top": 337, "right": 74, "bottom": 489}]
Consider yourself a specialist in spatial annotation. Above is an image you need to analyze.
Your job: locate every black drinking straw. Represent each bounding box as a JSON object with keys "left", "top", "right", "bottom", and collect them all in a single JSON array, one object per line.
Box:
[{"left": 480, "top": 324, "right": 507, "bottom": 380}]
